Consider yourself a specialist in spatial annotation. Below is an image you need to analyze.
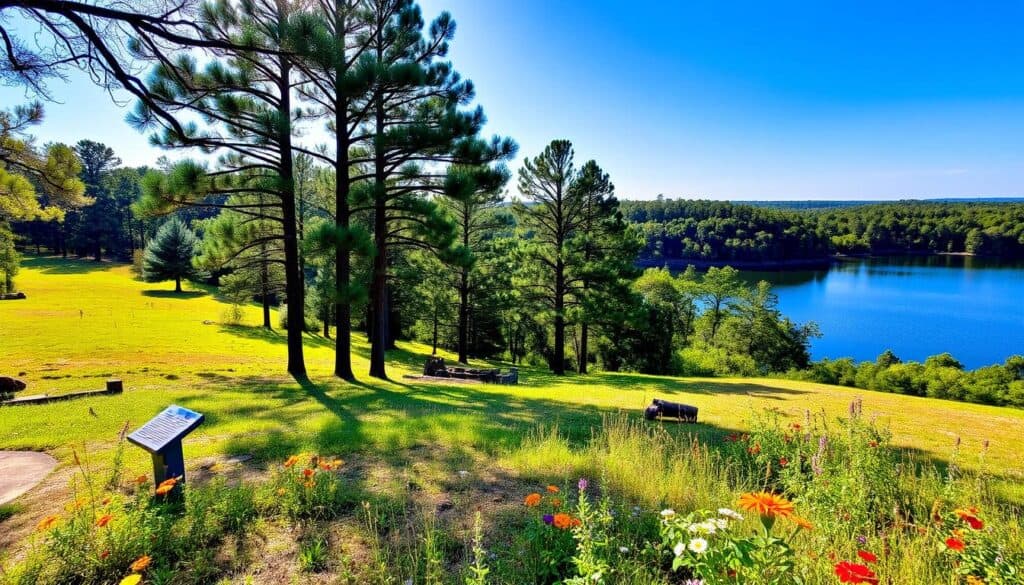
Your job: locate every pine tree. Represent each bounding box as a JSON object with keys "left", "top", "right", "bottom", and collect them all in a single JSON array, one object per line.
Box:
[{"left": 143, "top": 217, "right": 198, "bottom": 293}]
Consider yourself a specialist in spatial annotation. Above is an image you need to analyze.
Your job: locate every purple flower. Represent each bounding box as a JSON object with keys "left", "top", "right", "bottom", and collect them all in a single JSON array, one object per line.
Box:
[
  {"left": 857, "top": 535, "right": 867, "bottom": 545},
  {"left": 543, "top": 514, "right": 554, "bottom": 525},
  {"left": 578, "top": 478, "right": 588, "bottom": 492}
]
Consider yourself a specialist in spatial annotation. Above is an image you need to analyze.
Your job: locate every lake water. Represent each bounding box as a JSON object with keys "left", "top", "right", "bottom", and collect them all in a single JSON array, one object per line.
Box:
[{"left": 740, "top": 256, "right": 1024, "bottom": 369}]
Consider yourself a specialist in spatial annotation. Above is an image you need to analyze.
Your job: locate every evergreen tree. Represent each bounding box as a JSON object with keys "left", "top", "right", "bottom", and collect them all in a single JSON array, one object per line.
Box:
[{"left": 143, "top": 217, "right": 198, "bottom": 292}]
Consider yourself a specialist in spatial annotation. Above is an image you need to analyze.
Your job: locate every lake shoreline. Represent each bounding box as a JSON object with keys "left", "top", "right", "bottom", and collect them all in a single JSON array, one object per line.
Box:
[{"left": 637, "top": 250, "right": 1010, "bottom": 271}]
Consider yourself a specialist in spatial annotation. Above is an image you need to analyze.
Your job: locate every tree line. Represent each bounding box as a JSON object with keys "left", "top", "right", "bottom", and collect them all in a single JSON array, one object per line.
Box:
[{"left": 623, "top": 198, "right": 1024, "bottom": 265}]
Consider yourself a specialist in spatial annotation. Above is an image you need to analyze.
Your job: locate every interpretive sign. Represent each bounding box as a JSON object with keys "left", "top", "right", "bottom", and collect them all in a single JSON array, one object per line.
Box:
[{"left": 127, "top": 405, "right": 204, "bottom": 499}]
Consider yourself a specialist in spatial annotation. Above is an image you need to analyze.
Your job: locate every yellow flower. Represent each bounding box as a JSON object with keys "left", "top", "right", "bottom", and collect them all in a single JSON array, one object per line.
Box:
[
  {"left": 737, "top": 492, "right": 795, "bottom": 519},
  {"left": 119, "top": 575, "right": 142, "bottom": 585}
]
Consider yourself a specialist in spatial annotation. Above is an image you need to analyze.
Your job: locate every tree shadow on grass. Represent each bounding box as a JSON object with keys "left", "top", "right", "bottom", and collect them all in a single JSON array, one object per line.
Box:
[
  {"left": 142, "top": 290, "right": 208, "bottom": 299},
  {"left": 21, "top": 255, "right": 122, "bottom": 275},
  {"left": 217, "top": 324, "right": 336, "bottom": 350}
]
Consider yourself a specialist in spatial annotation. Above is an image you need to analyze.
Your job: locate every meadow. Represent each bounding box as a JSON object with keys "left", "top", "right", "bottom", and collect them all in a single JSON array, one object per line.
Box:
[{"left": 1, "top": 256, "right": 1023, "bottom": 584}]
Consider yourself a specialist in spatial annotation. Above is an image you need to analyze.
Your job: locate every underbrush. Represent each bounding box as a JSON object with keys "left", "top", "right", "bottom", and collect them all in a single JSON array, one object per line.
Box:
[{"left": 3, "top": 401, "right": 1021, "bottom": 584}]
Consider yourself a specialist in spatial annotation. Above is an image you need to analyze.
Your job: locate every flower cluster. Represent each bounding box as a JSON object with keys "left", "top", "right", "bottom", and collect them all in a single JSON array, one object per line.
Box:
[{"left": 833, "top": 550, "right": 879, "bottom": 584}]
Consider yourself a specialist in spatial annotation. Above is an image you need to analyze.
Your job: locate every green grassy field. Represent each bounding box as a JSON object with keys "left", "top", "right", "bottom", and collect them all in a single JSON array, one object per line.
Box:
[
  {"left": 3, "top": 256, "right": 1024, "bottom": 583},
  {"left": 2, "top": 256, "right": 1021, "bottom": 479}
]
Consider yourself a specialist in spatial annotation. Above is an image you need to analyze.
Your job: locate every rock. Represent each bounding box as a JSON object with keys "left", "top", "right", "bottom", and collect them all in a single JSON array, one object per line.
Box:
[{"left": 0, "top": 377, "right": 27, "bottom": 394}]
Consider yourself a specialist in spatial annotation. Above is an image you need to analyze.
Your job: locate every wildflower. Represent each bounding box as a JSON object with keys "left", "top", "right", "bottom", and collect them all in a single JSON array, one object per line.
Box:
[
  {"left": 747, "top": 443, "right": 762, "bottom": 455},
  {"left": 134, "top": 475, "right": 148, "bottom": 485},
  {"left": 155, "top": 478, "right": 177, "bottom": 496},
  {"left": 524, "top": 493, "right": 542, "bottom": 507},
  {"left": 551, "top": 498, "right": 562, "bottom": 508},
  {"left": 578, "top": 478, "right": 588, "bottom": 492},
  {"left": 834, "top": 561, "right": 879, "bottom": 584},
  {"left": 966, "top": 576, "right": 985, "bottom": 585},
  {"left": 36, "top": 514, "right": 60, "bottom": 531},
  {"left": 546, "top": 485, "right": 559, "bottom": 493},
  {"left": 302, "top": 468, "right": 314, "bottom": 479},
  {"left": 790, "top": 422, "right": 802, "bottom": 431},
  {"left": 737, "top": 491, "right": 795, "bottom": 519},
  {"left": 724, "top": 433, "right": 741, "bottom": 442},
  {"left": 552, "top": 513, "right": 574, "bottom": 529},
  {"left": 130, "top": 555, "right": 152, "bottom": 572},
  {"left": 717, "top": 508, "right": 743, "bottom": 521},
  {"left": 857, "top": 550, "right": 878, "bottom": 563},
  {"left": 303, "top": 480, "right": 314, "bottom": 489},
  {"left": 319, "top": 462, "right": 333, "bottom": 471},
  {"left": 283, "top": 455, "right": 300, "bottom": 468},
  {"left": 684, "top": 580, "right": 704, "bottom": 585},
  {"left": 791, "top": 516, "right": 813, "bottom": 530},
  {"left": 542, "top": 514, "right": 554, "bottom": 525},
  {"left": 96, "top": 514, "right": 113, "bottom": 528},
  {"left": 868, "top": 440, "right": 879, "bottom": 448},
  {"left": 100, "top": 550, "right": 110, "bottom": 560},
  {"left": 120, "top": 576, "right": 142, "bottom": 585},
  {"left": 945, "top": 537, "right": 965, "bottom": 552},
  {"left": 779, "top": 457, "right": 789, "bottom": 467},
  {"left": 673, "top": 542, "right": 685, "bottom": 557},
  {"left": 688, "top": 537, "right": 709, "bottom": 554},
  {"left": 955, "top": 508, "right": 984, "bottom": 530},
  {"left": 277, "top": 488, "right": 286, "bottom": 496},
  {"left": 102, "top": 497, "right": 112, "bottom": 506},
  {"left": 660, "top": 508, "right": 676, "bottom": 519},
  {"left": 618, "top": 546, "right": 629, "bottom": 553}
]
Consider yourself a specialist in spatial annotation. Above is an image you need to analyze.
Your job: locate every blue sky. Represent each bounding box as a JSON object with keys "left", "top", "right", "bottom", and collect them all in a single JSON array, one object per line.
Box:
[{"left": 3, "top": 0, "right": 1024, "bottom": 200}]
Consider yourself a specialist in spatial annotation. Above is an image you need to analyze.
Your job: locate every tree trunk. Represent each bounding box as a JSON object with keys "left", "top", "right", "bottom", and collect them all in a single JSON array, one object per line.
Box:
[
  {"left": 457, "top": 244, "right": 470, "bottom": 363},
  {"left": 432, "top": 305, "right": 439, "bottom": 355},
  {"left": 277, "top": 55, "right": 307, "bottom": 380},
  {"left": 578, "top": 322, "right": 588, "bottom": 374},
  {"left": 333, "top": 34, "right": 355, "bottom": 380},
  {"left": 175, "top": 276, "right": 181, "bottom": 293},
  {"left": 368, "top": 88, "right": 388, "bottom": 380},
  {"left": 553, "top": 256, "right": 566, "bottom": 375},
  {"left": 261, "top": 257, "right": 271, "bottom": 329}
]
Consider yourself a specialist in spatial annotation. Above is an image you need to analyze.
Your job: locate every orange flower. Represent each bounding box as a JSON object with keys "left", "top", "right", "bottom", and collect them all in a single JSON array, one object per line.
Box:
[
  {"left": 36, "top": 514, "right": 60, "bottom": 531},
  {"left": 748, "top": 443, "right": 762, "bottom": 455},
  {"left": 96, "top": 514, "right": 113, "bottom": 528},
  {"left": 130, "top": 554, "right": 152, "bottom": 572},
  {"left": 779, "top": 457, "right": 789, "bottom": 467},
  {"left": 524, "top": 493, "right": 542, "bottom": 507},
  {"left": 319, "top": 462, "right": 333, "bottom": 471},
  {"left": 955, "top": 509, "right": 984, "bottom": 530},
  {"left": 546, "top": 485, "right": 560, "bottom": 493},
  {"left": 945, "top": 537, "right": 965, "bottom": 552},
  {"left": 284, "top": 455, "right": 300, "bottom": 468},
  {"left": 790, "top": 515, "right": 813, "bottom": 530},
  {"left": 134, "top": 475, "right": 148, "bottom": 485},
  {"left": 868, "top": 440, "right": 879, "bottom": 448},
  {"left": 738, "top": 492, "right": 795, "bottom": 519},
  {"left": 100, "top": 550, "right": 110, "bottom": 560},
  {"left": 101, "top": 497, "right": 112, "bottom": 506},
  {"left": 302, "top": 468, "right": 315, "bottom": 478},
  {"left": 552, "top": 513, "right": 575, "bottom": 529},
  {"left": 155, "top": 478, "right": 177, "bottom": 496}
]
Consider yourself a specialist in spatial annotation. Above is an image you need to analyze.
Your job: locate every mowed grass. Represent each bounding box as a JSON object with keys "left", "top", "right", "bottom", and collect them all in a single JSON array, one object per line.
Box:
[{"left": 1, "top": 255, "right": 1023, "bottom": 496}]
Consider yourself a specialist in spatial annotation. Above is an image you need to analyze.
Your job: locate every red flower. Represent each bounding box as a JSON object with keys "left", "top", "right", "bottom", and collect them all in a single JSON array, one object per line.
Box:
[
  {"left": 868, "top": 440, "right": 879, "bottom": 448},
  {"left": 955, "top": 509, "right": 984, "bottom": 530},
  {"left": 945, "top": 537, "right": 965, "bottom": 552},
  {"left": 779, "top": 457, "right": 789, "bottom": 467},
  {"left": 725, "top": 433, "right": 741, "bottom": 443},
  {"left": 748, "top": 443, "right": 762, "bottom": 455},
  {"left": 857, "top": 550, "right": 878, "bottom": 563},
  {"left": 834, "top": 561, "right": 879, "bottom": 584},
  {"left": 302, "top": 468, "right": 314, "bottom": 478}
]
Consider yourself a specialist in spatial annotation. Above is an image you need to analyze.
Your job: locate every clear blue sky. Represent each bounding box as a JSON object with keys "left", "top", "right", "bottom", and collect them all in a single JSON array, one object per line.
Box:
[{"left": 3, "top": 0, "right": 1024, "bottom": 200}]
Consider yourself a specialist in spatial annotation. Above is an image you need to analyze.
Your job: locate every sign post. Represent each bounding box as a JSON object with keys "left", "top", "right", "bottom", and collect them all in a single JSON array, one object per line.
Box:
[{"left": 127, "top": 405, "right": 204, "bottom": 499}]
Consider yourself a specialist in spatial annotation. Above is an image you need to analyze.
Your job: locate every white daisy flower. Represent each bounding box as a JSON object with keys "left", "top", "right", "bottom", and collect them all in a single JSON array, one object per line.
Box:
[
  {"left": 698, "top": 520, "right": 717, "bottom": 534},
  {"left": 688, "top": 537, "right": 709, "bottom": 555},
  {"left": 660, "top": 509, "right": 676, "bottom": 518},
  {"left": 619, "top": 546, "right": 630, "bottom": 553},
  {"left": 713, "top": 518, "right": 729, "bottom": 530},
  {"left": 673, "top": 541, "right": 686, "bottom": 557}
]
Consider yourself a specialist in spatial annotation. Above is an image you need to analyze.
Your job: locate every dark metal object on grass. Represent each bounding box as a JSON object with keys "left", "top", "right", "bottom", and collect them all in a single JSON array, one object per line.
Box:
[{"left": 645, "top": 398, "right": 698, "bottom": 423}]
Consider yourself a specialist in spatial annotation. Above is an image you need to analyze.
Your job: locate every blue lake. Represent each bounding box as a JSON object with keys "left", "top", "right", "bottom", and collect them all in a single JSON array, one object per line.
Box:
[{"left": 740, "top": 256, "right": 1024, "bottom": 369}]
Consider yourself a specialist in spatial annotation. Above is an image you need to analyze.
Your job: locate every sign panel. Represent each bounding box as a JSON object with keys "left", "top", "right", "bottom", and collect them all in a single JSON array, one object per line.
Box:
[{"left": 127, "top": 405, "right": 204, "bottom": 454}]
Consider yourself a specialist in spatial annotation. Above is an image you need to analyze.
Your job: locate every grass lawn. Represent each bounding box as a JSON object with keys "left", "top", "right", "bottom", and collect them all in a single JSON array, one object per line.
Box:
[
  {"left": 2, "top": 256, "right": 1023, "bottom": 583},
  {"left": 2, "top": 256, "right": 1021, "bottom": 478}
]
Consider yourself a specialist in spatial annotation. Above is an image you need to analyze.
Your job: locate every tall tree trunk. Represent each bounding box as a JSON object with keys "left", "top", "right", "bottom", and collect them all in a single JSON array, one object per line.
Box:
[
  {"left": 261, "top": 255, "right": 271, "bottom": 329},
  {"left": 277, "top": 56, "right": 307, "bottom": 380},
  {"left": 432, "top": 305, "right": 439, "bottom": 354},
  {"left": 578, "top": 322, "right": 588, "bottom": 374},
  {"left": 457, "top": 224, "right": 470, "bottom": 363},
  {"left": 368, "top": 88, "right": 388, "bottom": 380},
  {"left": 175, "top": 276, "right": 181, "bottom": 293},
  {"left": 553, "top": 256, "right": 565, "bottom": 375},
  {"left": 333, "top": 32, "right": 355, "bottom": 380}
]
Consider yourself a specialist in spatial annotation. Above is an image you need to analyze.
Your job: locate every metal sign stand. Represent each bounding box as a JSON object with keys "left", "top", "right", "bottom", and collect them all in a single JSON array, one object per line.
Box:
[{"left": 127, "top": 405, "right": 205, "bottom": 500}]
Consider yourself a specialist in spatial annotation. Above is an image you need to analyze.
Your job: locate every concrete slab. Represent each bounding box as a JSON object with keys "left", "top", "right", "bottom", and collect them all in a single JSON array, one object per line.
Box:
[{"left": 0, "top": 451, "right": 58, "bottom": 505}]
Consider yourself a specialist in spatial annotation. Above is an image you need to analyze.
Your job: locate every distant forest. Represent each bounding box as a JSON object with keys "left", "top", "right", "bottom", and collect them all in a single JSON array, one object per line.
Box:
[{"left": 621, "top": 199, "right": 1024, "bottom": 265}]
